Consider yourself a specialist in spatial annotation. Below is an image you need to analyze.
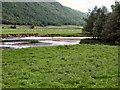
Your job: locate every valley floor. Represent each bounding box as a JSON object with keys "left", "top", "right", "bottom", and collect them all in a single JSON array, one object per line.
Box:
[{"left": 2, "top": 44, "right": 118, "bottom": 88}]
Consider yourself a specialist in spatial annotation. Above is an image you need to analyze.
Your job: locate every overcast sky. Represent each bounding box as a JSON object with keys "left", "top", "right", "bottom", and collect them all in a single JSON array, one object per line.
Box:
[{"left": 56, "top": 0, "right": 118, "bottom": 13}]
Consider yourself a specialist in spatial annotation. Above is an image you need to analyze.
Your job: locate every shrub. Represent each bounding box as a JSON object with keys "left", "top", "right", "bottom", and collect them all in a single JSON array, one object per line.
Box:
[
  {"left": 80, "top": 38, "right": 104, "bottom": 44},
  {"left": 28, "top": 40, "right": 39, "bottom": 43},
  {"left": 30, "top": 25, "right": 35, "bottom": 29},
  {"left": 10, "top": 25, "right": 16, "bottom": 29},
  {"left": 80, "top": 38, "right": 119, "bottom": 45},
  {"left": 2, "top": 26, "right": 4, "bottom": 29}
]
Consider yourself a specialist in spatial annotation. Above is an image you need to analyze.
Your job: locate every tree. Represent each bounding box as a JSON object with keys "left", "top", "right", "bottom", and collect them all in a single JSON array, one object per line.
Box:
[
  {"left": 92, "top": 6, "right": 108, "bottom": 38},
  {"left": 83, "top": 6, "right": 98, "bottom": 36},
  {"left": 83, "top": 1, "right": 120, "bottom": 44},
  {"left": 101, "top": 1, "right": 120, "bottom": 43}
]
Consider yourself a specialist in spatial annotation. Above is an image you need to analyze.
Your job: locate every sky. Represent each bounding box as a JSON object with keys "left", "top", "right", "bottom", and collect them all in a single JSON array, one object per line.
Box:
[{"left": 56, "top": 0, "right": 118, "bottom": 13}]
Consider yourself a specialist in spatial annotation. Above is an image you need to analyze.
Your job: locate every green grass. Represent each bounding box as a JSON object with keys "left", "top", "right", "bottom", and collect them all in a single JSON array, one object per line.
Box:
[
  {"left": 1, "top": 28, "right": 82, "bottom": 35},
  {"left": 2, "top": 44, "right": 118, "bottom": 88},
  {"left": 1, "top": 25, "right": 83, "bottom": 29},
  {"left": 1, "top": 25, "right": 84, "bottom": 37}
]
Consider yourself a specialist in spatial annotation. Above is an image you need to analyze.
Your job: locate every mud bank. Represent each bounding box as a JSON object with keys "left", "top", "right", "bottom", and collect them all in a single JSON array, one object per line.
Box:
[{"left": 1, "top": 34, "right": 69, "bottom": 38}]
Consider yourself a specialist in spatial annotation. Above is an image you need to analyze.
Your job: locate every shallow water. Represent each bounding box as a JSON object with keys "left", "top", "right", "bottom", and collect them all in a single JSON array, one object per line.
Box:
[
  {"left": 1, "top": 37, "right": 92, "bottom": 49},
  {"left": 2, "top": 37, "right": 92, "bottom": 41},
  {"left": 0, "top": 40, "right": 80, "bottom": 49}
]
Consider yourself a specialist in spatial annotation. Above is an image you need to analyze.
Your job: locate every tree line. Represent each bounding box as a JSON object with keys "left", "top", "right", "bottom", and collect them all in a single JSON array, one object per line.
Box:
[{"left": 83, "top": 1, "right": 120, "bottom": 44}]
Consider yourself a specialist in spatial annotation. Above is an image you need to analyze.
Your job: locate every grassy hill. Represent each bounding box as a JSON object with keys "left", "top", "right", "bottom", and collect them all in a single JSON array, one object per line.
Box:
[{"left": 2, "top": 2, "right": 86, "bottom": 26}]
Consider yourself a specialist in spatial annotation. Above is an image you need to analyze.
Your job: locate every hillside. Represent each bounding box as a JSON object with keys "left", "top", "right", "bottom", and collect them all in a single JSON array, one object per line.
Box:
[{"left": 2, "top": 2, "right": 86, "bottom": 26}]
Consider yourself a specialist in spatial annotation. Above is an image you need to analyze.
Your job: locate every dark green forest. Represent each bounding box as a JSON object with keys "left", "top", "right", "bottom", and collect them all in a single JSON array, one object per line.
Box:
[
  {"left": 83, "top": 1, "right": 120, "bottom": 44},
  {"left": 2, "top": 2, "right": 86, "bottom": 26}
]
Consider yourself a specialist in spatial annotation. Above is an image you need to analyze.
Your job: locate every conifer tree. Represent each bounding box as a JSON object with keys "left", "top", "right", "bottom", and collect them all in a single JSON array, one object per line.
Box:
[
  {"left": 93, "top": 6, "right": 108, "bottom": 38},
  {"left": 102, "top": 1, "right": 120, "bottom": 43}
]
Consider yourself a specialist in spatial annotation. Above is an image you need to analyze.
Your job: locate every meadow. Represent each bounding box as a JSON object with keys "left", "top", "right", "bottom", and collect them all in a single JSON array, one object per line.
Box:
[
  {"left": 2, "top": 44, "right": 118, "bottom": 88},
  {"left": 1, "top": 25, "right": 119, "bottom": 88},
  {"left": 1, "top": 25, "right": 82, "bottom": 35}
]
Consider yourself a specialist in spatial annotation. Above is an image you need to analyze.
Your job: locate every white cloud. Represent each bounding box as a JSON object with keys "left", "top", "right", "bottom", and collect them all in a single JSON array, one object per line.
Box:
[{"left": 56, "top": 0, "right": 117, "bottom": 13}]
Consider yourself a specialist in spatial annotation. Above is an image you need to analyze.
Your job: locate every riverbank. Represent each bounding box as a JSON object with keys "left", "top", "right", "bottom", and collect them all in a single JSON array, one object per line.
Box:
[
  {"left": 1, "top": 33, "right": 89, "bottom": 38},
  {"left": 1, "top": 34, "right": 63, "bottom": 38}
]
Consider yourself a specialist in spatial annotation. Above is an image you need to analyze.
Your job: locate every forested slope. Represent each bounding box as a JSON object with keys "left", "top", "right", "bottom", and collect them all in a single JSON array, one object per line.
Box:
[{"left": 2, "top": 2, "right": 86, "bottom": 26}]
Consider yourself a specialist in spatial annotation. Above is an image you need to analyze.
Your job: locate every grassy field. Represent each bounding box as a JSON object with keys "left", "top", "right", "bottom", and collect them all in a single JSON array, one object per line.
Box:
[
  {"left": 1, "top": 25, "right": 85, "bottom": 37},
  {"left": 1, "top": 28, "right": 82, "bottom": 35},
  {"left": 2, "top": 44, "right": 118, "bottom": 88},
  {"left": 1, "top": 25, "right": 83, "bottom": 29}
]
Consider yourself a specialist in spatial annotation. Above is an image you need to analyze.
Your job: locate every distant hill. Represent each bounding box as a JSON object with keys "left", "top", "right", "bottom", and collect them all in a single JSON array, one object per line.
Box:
[{"left": 2, "top": 2, "right": 86, "bottom": 26}]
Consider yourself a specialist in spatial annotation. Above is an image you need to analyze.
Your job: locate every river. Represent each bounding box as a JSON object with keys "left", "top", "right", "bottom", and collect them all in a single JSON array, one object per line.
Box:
[{"left": 1, "top": 37, "right": 92, "bottom": 49}]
